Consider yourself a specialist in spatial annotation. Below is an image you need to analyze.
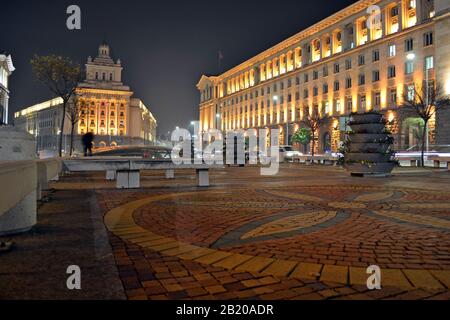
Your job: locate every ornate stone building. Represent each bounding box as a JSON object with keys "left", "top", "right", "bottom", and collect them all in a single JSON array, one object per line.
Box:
[
  {"left": 15, "top": 43, "right": 157, "bottom": 155},
  {"left": 0, "top": 52, "right": 15, "bottom": 125},
  {"left": 198, "top": 0, "right": 450, "bottom": 153}
]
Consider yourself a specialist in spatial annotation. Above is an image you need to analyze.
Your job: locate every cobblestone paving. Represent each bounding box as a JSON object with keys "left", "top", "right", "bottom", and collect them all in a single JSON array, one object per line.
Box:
[{"left": 94, "top": 166, "right": 450, "bottom": 300}]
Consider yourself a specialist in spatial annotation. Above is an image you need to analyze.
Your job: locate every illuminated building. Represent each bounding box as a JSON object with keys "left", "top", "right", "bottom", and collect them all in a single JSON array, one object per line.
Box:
[
  {"left": 15, "top": 42, "right": 157, "bottom": 155},
  {"left": 198, "top": 0, "right": 450, "bottom": 152},
  {"left": 0, "top": 52, "right": 15, "bottom": 125}
]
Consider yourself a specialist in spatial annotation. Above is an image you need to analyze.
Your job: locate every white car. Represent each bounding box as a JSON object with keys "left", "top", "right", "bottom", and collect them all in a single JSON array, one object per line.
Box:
[{"left": 279, "top": 146, "right": 302, "bottom": 162}]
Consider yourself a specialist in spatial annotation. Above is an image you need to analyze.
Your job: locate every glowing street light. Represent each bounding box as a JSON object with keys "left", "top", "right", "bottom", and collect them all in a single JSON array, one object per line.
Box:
[{"left": 406, "top": 53, "right": 416, "bottom": 61}]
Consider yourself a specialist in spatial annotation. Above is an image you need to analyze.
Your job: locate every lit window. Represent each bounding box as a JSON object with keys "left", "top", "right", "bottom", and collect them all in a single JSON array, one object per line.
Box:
[
  {"left": 388, "top": 44, "right": 396, "bottom": 57},
  {"left": 407, "top": 85, "right": 415, "bottom": 101},
  {"left": 425, "top": 56, "right": 434, "bottom": 70},
  {"left": 405, "top": 61, "right": 414, "bottom": 74}
]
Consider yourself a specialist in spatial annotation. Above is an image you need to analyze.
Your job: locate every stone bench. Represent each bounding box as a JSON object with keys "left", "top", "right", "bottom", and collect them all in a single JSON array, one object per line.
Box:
[
  {"left": 36, "top": 158, "right": 63, "bottom": 200},
  {"left": 63, "top": 158, "right": 221, "bottom": 189},
  {"left": 395, "top": 156, "right": 421, "bottom": 167},
  {"left": 293, "top": 155, "right": 339, "bottom": 166},
  {"left": 427, "top": 156, "right": 450, "bottom": 169}
]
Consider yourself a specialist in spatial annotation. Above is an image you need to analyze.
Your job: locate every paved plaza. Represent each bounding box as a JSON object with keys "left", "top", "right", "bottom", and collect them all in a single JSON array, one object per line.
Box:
[{"left": 1, "top": 165, "right": 450, "bottom": 300}]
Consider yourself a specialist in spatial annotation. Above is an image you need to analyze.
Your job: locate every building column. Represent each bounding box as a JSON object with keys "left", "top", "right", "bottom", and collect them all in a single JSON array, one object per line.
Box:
[
  {"left": 302, "top": 43, "right": 309, "bottom": 65},
  {"left": 416, "top": 0, "right": 423, "bottom": 24},
  {"left": 2, "top": 92, "right": 8, "bottom": 125},
  {"left": 381, "top": 10, "right": 387, "bottom": 37},
  {"left": 398, "top": 1, "right": 404, "bottom": 32}
]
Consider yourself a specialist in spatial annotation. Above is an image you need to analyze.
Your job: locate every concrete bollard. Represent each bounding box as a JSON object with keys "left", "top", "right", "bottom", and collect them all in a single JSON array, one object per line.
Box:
[{"left": 0, "top": 126, "right": 37, "bottom": 235}]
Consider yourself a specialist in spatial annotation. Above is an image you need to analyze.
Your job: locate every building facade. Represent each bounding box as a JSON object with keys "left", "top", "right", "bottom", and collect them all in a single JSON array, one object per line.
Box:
[
  {"left": 15, "top": 43, "right": 157, "bottom": 155},
  {"left": 0, "top": 53, "right": 15, "bottom": 125},
  {"left": 198, "top": 0, "right": 450, "bottom": 153}
]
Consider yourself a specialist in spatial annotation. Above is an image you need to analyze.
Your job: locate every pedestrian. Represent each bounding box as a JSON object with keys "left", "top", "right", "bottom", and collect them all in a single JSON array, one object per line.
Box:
[{"left": 82, "top": 132, "right": 94, "bottom": 157}]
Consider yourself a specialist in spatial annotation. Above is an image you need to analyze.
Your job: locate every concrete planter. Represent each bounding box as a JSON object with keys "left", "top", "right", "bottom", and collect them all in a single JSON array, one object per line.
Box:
[
  {"left": 344, "top": 112, "right": 395, "bottom": 177},
  {"left": 346, "top": 152, "right": 391, "bottom": 163},
  {"left": 344, "top": 162, "right": 396, "bottom": 177},
  {"left": 350, "top": 113, "right": 384, "bottom": 124},
  {"left": 349, "top": 134, "right": 391, "bottom": 144},
  {"left": 349, "top": 143, "right": 390, "bottom": 154}
]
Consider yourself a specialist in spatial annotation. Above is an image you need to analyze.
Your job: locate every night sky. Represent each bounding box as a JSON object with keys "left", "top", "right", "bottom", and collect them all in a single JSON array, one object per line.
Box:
[{"left": 2, "top": 0, "right": 358, "bottom": 135}]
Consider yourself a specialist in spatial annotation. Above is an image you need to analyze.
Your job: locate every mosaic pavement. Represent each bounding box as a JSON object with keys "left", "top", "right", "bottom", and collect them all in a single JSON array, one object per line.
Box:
[{"left": 99, "top": 183, "right": 450, "bottom": 299}]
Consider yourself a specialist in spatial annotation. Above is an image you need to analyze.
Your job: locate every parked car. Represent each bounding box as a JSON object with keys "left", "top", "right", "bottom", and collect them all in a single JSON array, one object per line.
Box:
[{"left": 279, "top": 145, "right": 302, "bottom": 162}]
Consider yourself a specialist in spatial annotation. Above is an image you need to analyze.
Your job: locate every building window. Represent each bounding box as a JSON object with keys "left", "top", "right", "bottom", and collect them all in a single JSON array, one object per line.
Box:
[
  {"left": 313, "top": 70, "right": 319, "bottom": 80},
  {"left": 359, "top": 95, "right": 366, "bottom": 110},
  {"left": 390, "top": 88, "right": 397, "bottom": 104},
  {"left": 345, "top": 58, "right": 352, "bottom": 70},
  {"left": 323, "top": 84, "right": 329, "bottom": 94},
  {"left": 425, "top": 56, "right": 434, "bottom": 70},
  {"left": 388, "top": 44, "right": 396, "bottom": 57},
  {"left": 346, "top": 97, "right": 353, "bottom": 113},
  {"left": 391, "top": 6, "right": 399, "bottom": 18},
  {"left": 358, "top": 54, "right": 365, "bottom": 66},
  {"left": 324, "top": 101, "right": 330, "bottom": 114},
  {"left": 304, "top": 73, "right": 309, "bottom": 83},
  {"left": 388, "top": 66, "right": 396, "bottom": 78},
  {"left": 405, "top": 38, "right": 414, "bottom": 52},
  {"left": 346, "top": 77, "right": 352, "bottom": 89},
  {"left": 109, "top": 73, "right": 113, "bottom": 81},
  {"left": 333, "top": 63, "right": 340, "bottom": 74},
  {"left": 372, "top": 50, "right": 380, "bottom": 62},
  {"left": 358, "top": 74, "right": 366, "bottom": 86},
  {"left": 372, "top": 70, "right": 380, "bottom": 82},
  {"left": 374, "top": 92, "right": 381, "bottom": 108},
  {"left": 424, "top": 32, "right": 433, "bottom": 46},
  {"left": 335, "top": 99, "right": 341, "bottom": 113},
  {"left": 313, "top": 87, "right": 318, "bottom": 96},
  {"left": 407, "top": 85, "right": 415, "bottom": 101},
  {"left": 405, "top": 61, "right": 414, "bottom": 74},
  {"left": 304, "top": 89, "right": 309, "bottom": 99},
  {"left": 334, "top": 81, "right": 340, "bottom": 92},
  {"left": 323, "top": 67, "right": 328, "bottom": 77},
  {"left": 295, "top": 76, "right": 300, "bottom": 85}
]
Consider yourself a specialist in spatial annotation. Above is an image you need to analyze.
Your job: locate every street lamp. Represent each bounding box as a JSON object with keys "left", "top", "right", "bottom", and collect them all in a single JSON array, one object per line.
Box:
[{"left": 406, "top": 53, "right": 416, "bottom": 61}]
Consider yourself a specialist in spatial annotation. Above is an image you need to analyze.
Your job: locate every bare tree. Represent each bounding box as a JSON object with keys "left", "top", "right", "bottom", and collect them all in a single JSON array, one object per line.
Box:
[
  {"left": 31, "top": 55, "right": 82, "bottom": 157},
  {"left": 301, "top": 107, "right": 329, "bottom": 161},
  {"left": 402, "top": 82, "right": 450, "bottom": 167},
  {"left": 66, "top": 96, "right": 82, "bottom": 156}
]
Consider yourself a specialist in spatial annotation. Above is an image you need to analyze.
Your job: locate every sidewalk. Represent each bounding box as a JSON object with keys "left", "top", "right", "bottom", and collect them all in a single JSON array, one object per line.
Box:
[{"left": 0, "top": 190, "right": 125, "bottom": 300}]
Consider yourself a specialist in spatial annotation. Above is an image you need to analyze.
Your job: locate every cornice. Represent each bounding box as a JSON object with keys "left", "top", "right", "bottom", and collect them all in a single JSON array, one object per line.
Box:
[{"left": 217, "top": 0, "right": 381, "bottom": 80}]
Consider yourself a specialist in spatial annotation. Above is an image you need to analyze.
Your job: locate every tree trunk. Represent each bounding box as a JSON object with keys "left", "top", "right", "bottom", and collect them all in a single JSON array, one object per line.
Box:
[
  {"left": 420, "top": 120, "right": 428, "bottom": 167},
  {"left": 59, "top": 101, "right": 67, "bottom": 158},
  {"left": 311, "top": 130, "right": 315, "bottom": 164},
  {"left": 70, "top": 122, "right": 75, "bottom": 156}
]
